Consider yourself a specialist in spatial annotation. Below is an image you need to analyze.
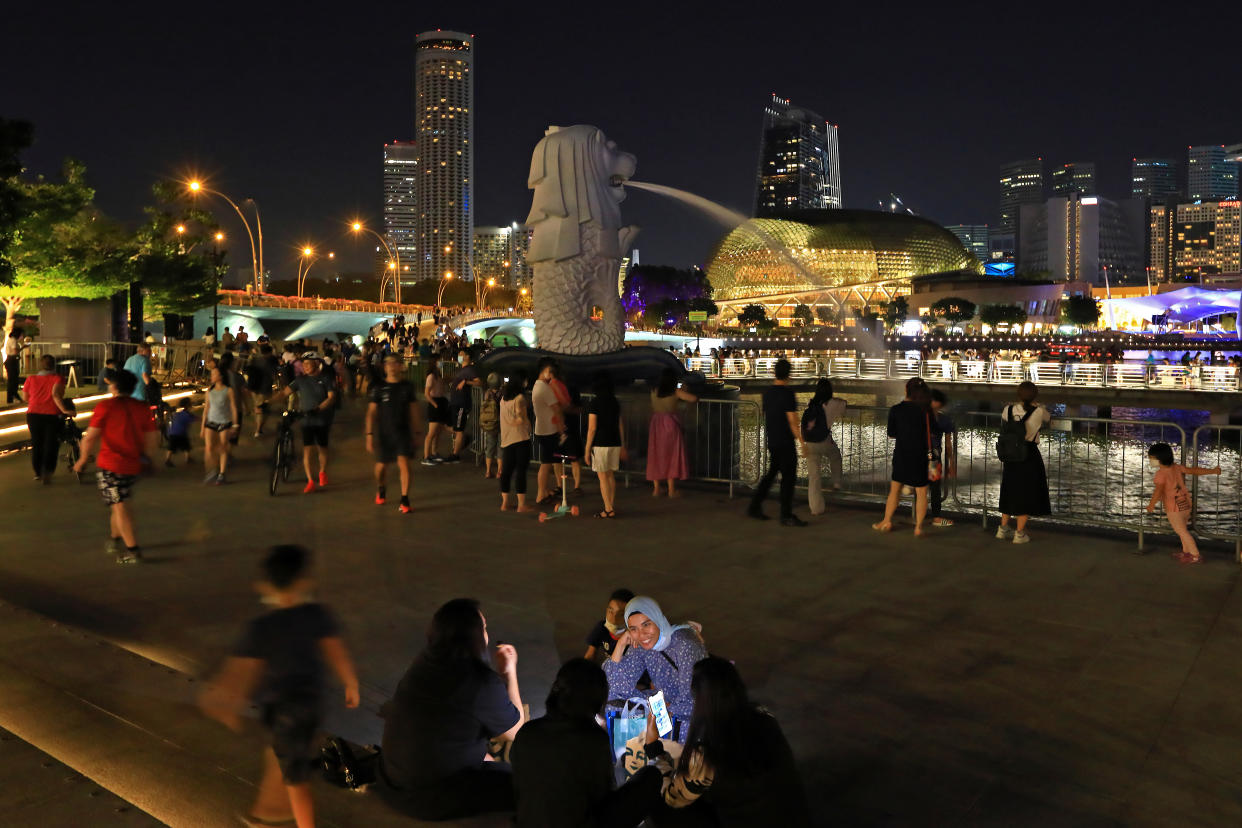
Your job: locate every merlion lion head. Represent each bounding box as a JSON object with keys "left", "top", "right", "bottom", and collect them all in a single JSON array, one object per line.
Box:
[{"left": 525, "top": 125, "right": 637, "bottom": 263}]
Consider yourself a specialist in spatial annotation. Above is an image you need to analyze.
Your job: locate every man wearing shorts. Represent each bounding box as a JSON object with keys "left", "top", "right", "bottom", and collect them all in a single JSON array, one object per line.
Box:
[
  {"left": 367, "top": 354, "right": 424, "bottom": 514},
  {"left": 531, "top": 357, "right": 565, "bottom": 504},
  {"left": 270, "top": 353, "right": 337, "bottom": 494},
  {"left": 446, "top": 349, "right": 479, "bottom": 463},
  {"left": 74, "top": 369, "right": 158, "bottom": 564}
]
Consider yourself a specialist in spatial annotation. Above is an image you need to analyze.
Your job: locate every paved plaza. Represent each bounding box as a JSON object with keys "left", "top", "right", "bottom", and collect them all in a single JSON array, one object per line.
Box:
[{"left": 1, "top": 401, "right": 1242, "bottom": 826}]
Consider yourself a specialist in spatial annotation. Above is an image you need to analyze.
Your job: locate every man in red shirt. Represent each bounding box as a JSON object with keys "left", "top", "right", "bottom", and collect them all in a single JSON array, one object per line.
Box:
[
  {"left": 74, "top": 368, "right": 158, "bottom": 563},
  {"left": 21, "top": 354, "right": 70, "bottom": 483}
]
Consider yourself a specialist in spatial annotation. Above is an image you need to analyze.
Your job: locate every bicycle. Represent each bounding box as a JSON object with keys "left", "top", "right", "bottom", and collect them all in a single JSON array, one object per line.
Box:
[
  {"left": 269, "top": 409, "right": 301, "bottom": 496},
  {"left": 60, "top": 406, "right": 84, "bottom": 483}
]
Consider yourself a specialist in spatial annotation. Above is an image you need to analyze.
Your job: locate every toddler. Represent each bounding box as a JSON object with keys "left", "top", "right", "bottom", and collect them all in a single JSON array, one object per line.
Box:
[{"left": 1146, "top": 442, "right": 1220, "bottom": 564}]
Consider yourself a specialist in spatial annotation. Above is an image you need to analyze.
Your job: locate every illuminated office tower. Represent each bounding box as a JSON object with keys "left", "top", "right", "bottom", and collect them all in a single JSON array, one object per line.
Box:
[
  {"left": 993, "top": 158, "right": 1044, "bottom": 256},
  {"left": 415, "top": 30, "right": 474, "bottom": 282},
  {"left": 945, "top": 225, "right": 990, "bottom": 264},
  {"left": 383, "top": 141, "right": 418, "bottom": 285},
  {"left": 1050, "top": 162, "right": 1095, "bottom": 196},
  {"left": 1131, "top": 158, "right": 1179, "bottom": 200},
  {"left": 754, "top": 94, "right": 842, "bottom": 216},
  {"left": 1148, "top": 200, "right": 1242, "bottom": 282},
  {"left": 1187, "top": 145, "right": 1239, "bottom": 201}
]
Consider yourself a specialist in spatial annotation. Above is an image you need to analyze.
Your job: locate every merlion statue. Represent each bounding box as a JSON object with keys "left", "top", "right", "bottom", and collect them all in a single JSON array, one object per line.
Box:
[{"left": 525, "top": 125, "right": 638, "bottom": 355}]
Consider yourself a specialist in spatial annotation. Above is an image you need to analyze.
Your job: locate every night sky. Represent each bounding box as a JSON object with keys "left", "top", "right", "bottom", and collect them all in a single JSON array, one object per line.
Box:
[{"left": 5, "top": 1, "right": 1238, "bottom": 281}]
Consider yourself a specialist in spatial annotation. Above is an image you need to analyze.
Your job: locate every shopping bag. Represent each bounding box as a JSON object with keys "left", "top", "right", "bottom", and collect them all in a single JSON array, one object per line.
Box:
[
  {"left": 606, "top": 697, "right": 648, "bottom": 758},
  {"left": 621, "top": 732, "right": 684, "bottom": 781}
]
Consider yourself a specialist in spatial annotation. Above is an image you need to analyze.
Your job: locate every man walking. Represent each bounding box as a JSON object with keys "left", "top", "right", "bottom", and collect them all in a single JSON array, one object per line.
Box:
[
  {"left": 748, "top": 358, "right": 807, "bottom": 526},
  {"left": 446, "top": 349, "right": 479, "bottom": 462},
  {"left": 367, "top": 354, "right": 424, "bottom": 513},
  {"left": 74, "top": 369, "right": 159, "bottom": 563},
  {"left": 270, "top": 353, "right": 337, "bottom": 493},
  {"left": 532, "top": 357, "right": 565, "bottom": 504},
  {"left": 123, "top": 343, "right": 154, "bottom": 403}
]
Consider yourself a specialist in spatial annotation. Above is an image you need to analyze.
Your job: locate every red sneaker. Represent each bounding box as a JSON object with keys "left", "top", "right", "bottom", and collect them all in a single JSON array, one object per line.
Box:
[
  {"left": 303, "top": 481, "right": 316, "bottom": 494},
  {"left": 318, "top": 471, "right": 328, "bottom": 487},
  {"left": 375, "top": 493, "right": 386, "bottom": 505},
  {"left": 399, "top": 503, "right": 411, "bottom": 514}
]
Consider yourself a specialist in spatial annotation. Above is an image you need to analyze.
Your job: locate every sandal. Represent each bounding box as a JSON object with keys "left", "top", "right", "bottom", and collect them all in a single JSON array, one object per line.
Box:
[
  {"left": 871, "top": 521, "right": 893, "bottom": 533},
  {"left": 1176, "top": 552, "right": 1203, "bottom": 564},
  {"left": 594, "top": 510, "right": 616, "bottom": 519},
  {"left": 932, "top": 517, "right": 954, "bottom": 527}
]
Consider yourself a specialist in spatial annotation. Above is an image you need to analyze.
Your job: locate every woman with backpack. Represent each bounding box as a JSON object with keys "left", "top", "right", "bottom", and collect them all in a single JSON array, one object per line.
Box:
[
  {"left": 872, "top": 377, "right": 932, "bottom": 536},
  {"left": 802, "top": 378, "right": 846, "bottom": 515},
  {"left": 996, "top": 380, "right": 1052, "bottom": 544}
]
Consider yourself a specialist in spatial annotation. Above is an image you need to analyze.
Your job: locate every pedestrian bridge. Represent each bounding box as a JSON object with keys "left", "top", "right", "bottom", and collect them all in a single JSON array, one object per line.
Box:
[{"left": 195, "top": 291, "right": 434, "bottom": 341}]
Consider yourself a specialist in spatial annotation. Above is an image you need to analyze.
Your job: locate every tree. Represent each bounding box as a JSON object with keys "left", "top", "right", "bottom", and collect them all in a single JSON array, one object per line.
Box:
[
  {"left": 128, "top": 181, "right": 225, "bottom": 314},
  {"left": 881, "top": 296, "right": 909, "bottom": 330},
  {"left": 0, "top": 118, "right": 35, "bottom": 290},
  {"left": 929, "top": 296, "right": 977, "bottom": 326},
  {"left": 979, "top": 303, "right": 1028, "bottom": 328},
  {"left": 738, "top": 303, "right": 767, "bottom": 325},
  {"left": 1061, "top": 294, "right": 1101, "bottom": 328},
  {"left": 815, "top": 306, "right": 836, "bottom": 325},
  {"left": 792, "top": 303, "right": 813, "bottom": 327},
  {"left": 621, "top": 265, "right": 712, "bottom": 315}
]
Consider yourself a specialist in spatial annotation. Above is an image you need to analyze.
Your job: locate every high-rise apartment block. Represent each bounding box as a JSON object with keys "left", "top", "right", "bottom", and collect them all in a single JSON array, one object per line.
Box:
[
  {"left": 754, "top": 94, "right": 842, "bottom": 216},
  {"left": 414, "top": 30, "right": 474, "bottom": 282},
  {"left": 472, "top": 224, "right": 521, "bottom": 289},
  {"left": 1050, "top": 162, "right": 1096, "bottom": 196},
  {"left": 1131, "top": 158, "right": 1180, "bottom": 201},
  {"left": 1187, "top": 145, "right": 1239, "bottom": 201},
  {"left": 1148, "top": 200, "right": 1242, "bottom": 282},
  {"left": 945, "top": 225, "right": 990, "bottom": 264},
  {"left": 382, "top": 141, "right": 418, "bottom": 283},
  {"left": 994, "top": 158, "right": 1044, "bottom": 256}
]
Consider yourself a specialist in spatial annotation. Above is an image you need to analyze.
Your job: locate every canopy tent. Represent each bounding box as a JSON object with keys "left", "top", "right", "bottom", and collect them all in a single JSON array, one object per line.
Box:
[{"left": 1102, "top": 287, "right": 1242, "bottom": 339}]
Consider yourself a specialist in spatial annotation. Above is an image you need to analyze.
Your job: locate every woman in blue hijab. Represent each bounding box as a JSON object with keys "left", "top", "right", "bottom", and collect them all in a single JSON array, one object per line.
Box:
[{"left": 603, "top": 596, "right": 708, "bottom": 735}]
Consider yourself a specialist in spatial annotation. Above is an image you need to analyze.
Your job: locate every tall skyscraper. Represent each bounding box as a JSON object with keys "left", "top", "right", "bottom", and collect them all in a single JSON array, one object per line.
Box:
[
  {"left": 414, "top": 30, "right": 474, "bottom": 283},
  {"left": 1149, "top": 200, "right": 1242, "bottom": 282},
  {"left": 1018, "top": 194, "right": 1145, "bottom": 285},
  {"left": 383, "top": 141, "right": 418, "bottom": 284},
  {"left": 472, "top": 224, "right": 518, "bottom": 288},
  {"left": 1187, "top": 145, "right": 1239, "bottom": 201},
  {"left": 1050, "top": 162, "right": 1096, "bottom": 196},
  {"left": 754, "top": 94, "right": 842, "bottom": 216},
  {"left": 945, "top": 225, "right": 990, "bottom": 264},
  {"left": 1131, "top": 158, "right": 1179, "bottom": 200},
  {"left": 994, "top": 158, "right": 1044, "bottom": 257}
]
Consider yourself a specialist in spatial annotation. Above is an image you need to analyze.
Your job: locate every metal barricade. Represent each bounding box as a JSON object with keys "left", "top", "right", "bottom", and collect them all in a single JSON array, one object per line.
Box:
[
  {"left": 1108, "top": 364, "right": 1148, "bottom": 388},
  {"left": 892, "top": 357, "right": 921, "bottom": 379},
  {"left": 720, "top": 358, "right": 751, "bottom": 378},
  {"left": 921, "top": 359, "right": 956, "bottom": 381},
  {"left": 1200, "top": 366, "right": 1240, "bottom": 392},
  {"left": 828, "top": 357, "right": 857, "bottom": 377},
  {"left": 992, "top": 361, "right": 1024, "bottom": 384},
  {"left": 1065, "top": 363, "right": 1105, "bottom": 387},
  {"left": 1029, "top": 362, "right": 1065, "bottom": 385},
  {"left": 685, "top": 357, "right": 717, "bottom": 377},
  {"left": 956, "top": 360, "right": 989, "bottom": 383},
  {"left": 754, "top": 357, "right": 817, "bottom": 379},
  {"left": 859, "top": 358, "right": 888, "bottom": 379},
  {"left": 1190, "top": 425, "right": 1242, "bottom": 559},
  {"left": 1152, "top": 365, "right": 1188, "bottom": 388}
]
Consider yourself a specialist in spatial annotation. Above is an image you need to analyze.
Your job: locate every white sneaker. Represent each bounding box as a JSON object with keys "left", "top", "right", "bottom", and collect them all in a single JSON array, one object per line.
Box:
[
  {"left": 1013, "top": 531, "right": 1031, "bottom": 545},
  {"left": 995, "top": 526, "right": 1013, "bottom": 540}
]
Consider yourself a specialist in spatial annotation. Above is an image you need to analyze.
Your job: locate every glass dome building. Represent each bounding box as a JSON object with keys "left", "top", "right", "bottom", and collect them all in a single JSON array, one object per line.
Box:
[{"left": 706, "top": 210, "right": 982, "bottom": 308}]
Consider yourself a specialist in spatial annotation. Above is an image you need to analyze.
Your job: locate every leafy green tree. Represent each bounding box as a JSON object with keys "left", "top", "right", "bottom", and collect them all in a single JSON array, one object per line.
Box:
[
  {"left": 1061, "top": 294, "right": 1101, "bottom": 328},
  {"left": 881, "top": 296, "right": 909, "bottom": 330},
  {"left": 815, "top": 306, "right": 836, "bottom": 325},
  {"left": 0, "top": 118, "right": 35, "bottom": 292},
  {"left": 738, "top": 303, "right": 767, "bottom": 325},
  {"left": 792, "top": 303, "right": 813, "bottom": 327},
  {"left": 929, "top": 296, "right": 977, "bottom": 325},
  {"left": 979, "top": 303, "right": 1028, "bottom": 328}
]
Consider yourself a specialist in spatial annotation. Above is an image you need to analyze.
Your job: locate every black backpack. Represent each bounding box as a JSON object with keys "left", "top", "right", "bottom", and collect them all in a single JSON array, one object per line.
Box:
[
  {"left": 996, "top": 405, "right": 1035, "bottom": 463},
  {"left": 801, "top": 402, "right": 829, "bottom": 443}
]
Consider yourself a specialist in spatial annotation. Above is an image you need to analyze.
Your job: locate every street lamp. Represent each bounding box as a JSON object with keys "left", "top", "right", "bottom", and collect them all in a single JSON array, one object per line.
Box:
[
  {"left": 379, "top": 260, "right": 397, "bottom": 303},
  {"left": 350, "top": 221, "right": 402, "bottom": 304},
  {"left": 479, "top": 277, "right": 496, "bottom": 308},
  {"left": 437, "top": 271, "right": 453, "bottom": 308},
  {"left": 296, "top": 246, "right": 318, "bottom": 297},
  {"left": 188, "top": 179, "right": 262, "bottom": 293}
]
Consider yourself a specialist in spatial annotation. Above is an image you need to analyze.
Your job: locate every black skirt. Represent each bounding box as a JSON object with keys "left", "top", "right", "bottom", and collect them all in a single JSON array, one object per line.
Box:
[{"left": 999, "top": 442, "right": 1051, "bottom": 517}]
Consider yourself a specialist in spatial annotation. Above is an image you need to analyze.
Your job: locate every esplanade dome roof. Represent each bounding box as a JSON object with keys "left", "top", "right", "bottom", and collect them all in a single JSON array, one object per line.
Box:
[{"left": 706, "top": 209, "right": 982, "bottom": 301}]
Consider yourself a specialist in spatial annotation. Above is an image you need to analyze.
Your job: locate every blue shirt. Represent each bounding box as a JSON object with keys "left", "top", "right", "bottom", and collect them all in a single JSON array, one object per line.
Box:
[
  {"left": 123, "top": 354, "right": 152, "bottom": 400},
  {"left": 168, "top": 410, "right": 195, "bottom": 437}
]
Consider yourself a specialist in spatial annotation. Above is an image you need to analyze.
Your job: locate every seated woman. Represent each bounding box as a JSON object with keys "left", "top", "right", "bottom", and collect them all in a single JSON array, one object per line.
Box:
[
  {"left": 603, "top": 596, "right": 707, "bottom": 736},
  {"left": 510, "top": 658, "right": 662, "bottom": 828},
  {"left": 643, "top": 657, "right": 811, "bottom": 827},
  {"left": 378, "top": 598, "right": 524, "bottom": 821}
]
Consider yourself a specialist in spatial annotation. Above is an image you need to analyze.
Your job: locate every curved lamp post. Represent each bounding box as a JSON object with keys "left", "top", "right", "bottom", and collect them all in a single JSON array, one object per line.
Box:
[
  {"left": 351, "top": 221, "right": 402, "bottom": 304},
  {"left": 436, "top": 271, "right": 454, "bottom": 308},
  {"left": 188, "top": 180, "right": 260, "bottom": 292}
]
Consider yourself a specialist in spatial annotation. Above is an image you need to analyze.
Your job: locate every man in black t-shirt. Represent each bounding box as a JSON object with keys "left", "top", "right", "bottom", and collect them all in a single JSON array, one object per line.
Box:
[
  {"left": 446, "top": 349, "right": 480, "bottom": 462},
  {"left": 749, "top": 359, "right": 807, "bottom": 526},
  {"left": 367, "top": 354, "right": 424, "bottom": 514}
]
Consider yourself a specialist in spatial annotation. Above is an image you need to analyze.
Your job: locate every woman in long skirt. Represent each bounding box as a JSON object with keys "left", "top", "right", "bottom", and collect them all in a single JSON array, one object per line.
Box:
[
  {"left": 646, "top": 368, "right": 697, "bottom": 497},
  {"left": 997, "top": 381, "right": 1052, "bottom": 544}
]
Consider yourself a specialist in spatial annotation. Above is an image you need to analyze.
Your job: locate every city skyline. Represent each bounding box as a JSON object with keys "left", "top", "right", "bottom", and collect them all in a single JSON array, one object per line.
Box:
[{"left": 4, "top": 2, "right": 1238, "bottom": 279}]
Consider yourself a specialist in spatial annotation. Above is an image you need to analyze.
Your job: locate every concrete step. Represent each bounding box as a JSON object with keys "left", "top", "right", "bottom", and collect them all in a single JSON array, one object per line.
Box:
[{"left": 0, "top": 600, "right": 507, "bottom": 828}]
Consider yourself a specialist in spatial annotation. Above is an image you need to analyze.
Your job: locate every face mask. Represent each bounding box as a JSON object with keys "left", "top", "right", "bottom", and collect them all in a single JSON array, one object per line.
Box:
[
  {"left": 604, "top": 620, "right": 623, "bottom": 635},
  {"left": 458, "top": 355, "right": 466, "bottom": 365}
]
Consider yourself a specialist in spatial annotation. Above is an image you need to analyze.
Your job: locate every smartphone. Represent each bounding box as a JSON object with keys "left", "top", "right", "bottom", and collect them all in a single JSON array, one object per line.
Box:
[
  {"left": 649, "top": 690, "right": 674, "bottom": 738},
  {"left": 676, "top": 382, "right": 683, "bottom": 389}
]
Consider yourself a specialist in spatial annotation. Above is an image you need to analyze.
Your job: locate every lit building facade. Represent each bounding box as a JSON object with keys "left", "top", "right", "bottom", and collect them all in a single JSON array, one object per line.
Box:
[
  {"left": 1018, "top": 194, "right": 1146, "bottom": 285},
  {"left": 1131, "top": 158, "right": 1179, "bottom": 200},
  {"left": 1187, "top": 145, "right": 1239, "bottom": 201},
  {"left": 472, "top": 225, "right": 518, "bottom": 288},
  {"left": 383, "top": 141, "right": 418, "bottom": 284},
  {"left": 945, "top": 225, "right": 990, "bottom": 264},
  {"left": 415, "top": 30, "right": 474, "bottom": 282},
  {"left": 1149, "top": 200, "right": 1242, "bottom": 282},
  {"left": 754, "top": 94, "right": 842, "bottom": 216},
  {"left": 994, "top": 158, "right": 1044, "bottom": 257},
  {"left": 1050, "top": 162, "right": 1096, "bottom": 196}
]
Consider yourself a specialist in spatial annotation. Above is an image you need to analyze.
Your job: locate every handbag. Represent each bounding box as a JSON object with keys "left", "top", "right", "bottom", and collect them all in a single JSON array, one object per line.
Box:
[
  {"left": 606, "top": 697, "right": 649, "bottom": 759},
  {"left": 926, "top": 414, "right": 942, "bottom": 482}
]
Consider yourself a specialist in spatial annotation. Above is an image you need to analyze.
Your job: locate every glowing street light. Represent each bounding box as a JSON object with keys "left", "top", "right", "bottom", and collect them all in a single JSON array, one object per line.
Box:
[
  {"left": 350, "top": 220, "right": 402, "bottom": 303},
  {"left": 296, "top": 245, "right": 323, "bottom": 297},
  {"left": 214, "top": 231, "right": 225, "bottom": 242},
  {"left": 436, "top": 271, "right": 454, "bottom": 307},
  {"left": 187, "top": 179, "right": 262, "bottom": 292},
  {"left": 175, "top": 224, "right": 186, "bottom": 234}
]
